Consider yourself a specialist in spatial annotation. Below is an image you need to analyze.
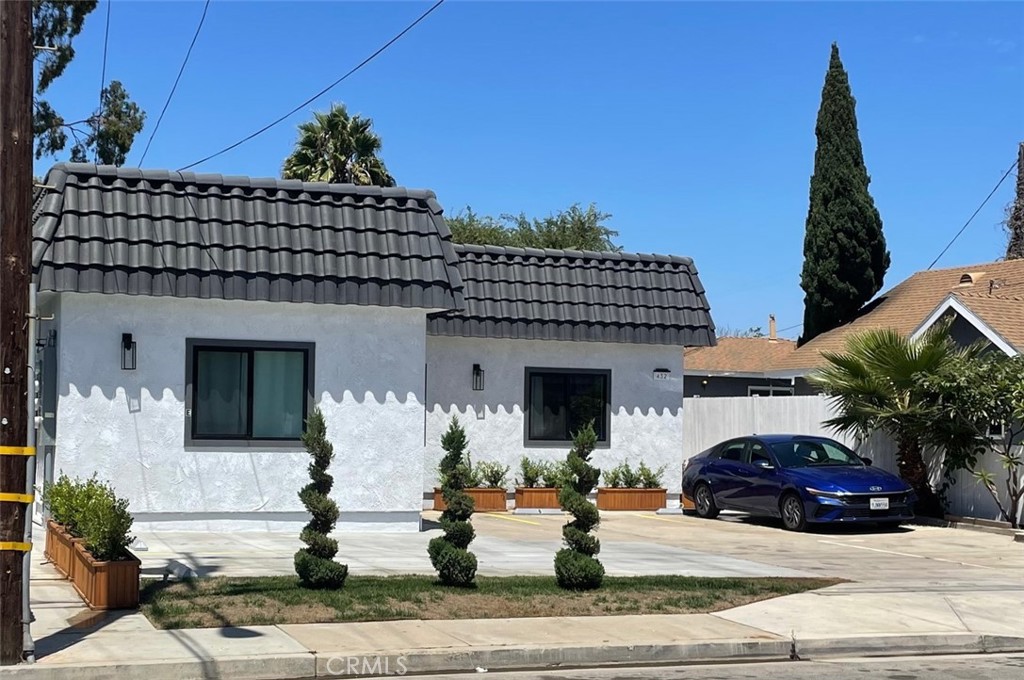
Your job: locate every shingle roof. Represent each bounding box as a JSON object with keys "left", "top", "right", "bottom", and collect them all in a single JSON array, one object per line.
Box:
[
  {"left": 775, "top": 259, "right": 1024, "bottom": 371},
  {"left": 684, "top": 336, "right": 797, "bottom": 373},
  {"left": 427, "top": 244, "right": 715, "bottom": 346},
  {"left": 31, "top": 163, "right": 464, "bottom": 310}
]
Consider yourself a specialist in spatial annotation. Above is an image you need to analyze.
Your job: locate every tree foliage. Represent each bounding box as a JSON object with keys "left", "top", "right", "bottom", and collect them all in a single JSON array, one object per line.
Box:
[
  {"left": 810, "top": 325, "right": 980, "bottom": 517},
  {"left": 555, "top": 421, "right": 604, "bottom": 590},
  {"left": 427, "top": 416, "right": 478, "bottom": 586},
  {"left": 1004, "top": 143, "right": 1024, "bottom": 261},
  {"left": 33, "top": 1, "right": 146, "bottom": 165},
  {"left": 920, "top": 355, "right": 1024, "bottom": 528},
  {"left": 800, "top": 43, "right": 889, "bottom": 344},
  {"left": 447, "top": 204, "right": 620, "bottom": 251},
  {"left": 294, "top": 409, "right": 348, "bottom": 589},
  {"left": 282, "top": 103, "right": 395, "bottom": 186}
]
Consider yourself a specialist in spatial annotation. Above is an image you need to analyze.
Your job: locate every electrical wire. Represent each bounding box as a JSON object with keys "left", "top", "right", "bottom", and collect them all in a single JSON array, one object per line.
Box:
[
  {"left": 176, "top": 0, "right": 446, "bottom": 172},
  {"left": 138, "top": 0, "right": 213, "bottom": 166},
  {"left": 927, "top": 158, "right": 1019, "bottom": 270}
]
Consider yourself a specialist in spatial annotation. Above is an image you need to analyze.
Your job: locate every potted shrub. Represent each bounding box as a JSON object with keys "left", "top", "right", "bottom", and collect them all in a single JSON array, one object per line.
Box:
[
  {"left": 597, "top": 460, "right": 668, "bottom": 510},
  {"left": 45, "top": 474, "right": 140, "bottom": 610},
  {"left": 514, "top": 457, "right": 566, "bottom": 509},
  {"left": 433, "top": 458, "right": 509, "bottom": 512}
]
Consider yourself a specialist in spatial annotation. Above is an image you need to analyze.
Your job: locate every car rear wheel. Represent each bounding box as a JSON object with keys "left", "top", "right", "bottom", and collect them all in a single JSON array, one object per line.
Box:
[
  {"left": 694, "top": 483, "right": 720, "bottom": 519},
  {"left": 780, "top": 493, "right": 807, "bottom": 532}
]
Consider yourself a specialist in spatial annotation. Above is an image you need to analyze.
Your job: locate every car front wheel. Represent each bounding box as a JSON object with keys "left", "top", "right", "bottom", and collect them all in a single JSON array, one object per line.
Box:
[
  {"left": 694, "top": 482, "right": 720, "bottom": 519},
  {"left": 780, "top": 493, "right": 807, "bottom": 532}
]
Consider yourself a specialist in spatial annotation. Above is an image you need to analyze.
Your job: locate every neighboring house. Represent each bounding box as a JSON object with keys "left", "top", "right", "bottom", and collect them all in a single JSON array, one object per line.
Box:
[
  {"left": 682, "top": 317, "right": 814, "bottom": 397},
  {"left": 31, "top": 164, "right": 715, "bottom": 533},
  {"left": 771, "top": 259, "right": 1024, "bottom": 377}
]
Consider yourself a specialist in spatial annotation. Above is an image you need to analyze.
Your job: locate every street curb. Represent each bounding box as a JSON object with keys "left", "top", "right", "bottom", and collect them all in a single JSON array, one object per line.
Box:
[
  {"left": 4, "top": 633, "right": 1023, "bottom": 679},
  {"left": 911, "top": 516, "right": 1021, "bottom": 539}
]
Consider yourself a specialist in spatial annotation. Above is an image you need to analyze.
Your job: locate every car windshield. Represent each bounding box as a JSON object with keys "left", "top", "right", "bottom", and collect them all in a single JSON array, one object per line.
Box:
[{"left": 770, "top": 439, "right": 863, "bottom": 468}]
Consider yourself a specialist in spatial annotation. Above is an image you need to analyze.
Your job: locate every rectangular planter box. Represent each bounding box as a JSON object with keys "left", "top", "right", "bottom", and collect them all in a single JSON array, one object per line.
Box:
[
  {"left": 44, "top": 520, "right": 76, "bottom": 579},
  {"left": 596, "top": 487, "right": 668, "bottom": 511},
  {"left": 514, "top": 487, "right": 562, "bottom": 509},
  {"left": 70, "top": 541, "right": 141, "bottom": 610},
  {"left": 433, "top": 487, "right": 508, "bottom": 512}
]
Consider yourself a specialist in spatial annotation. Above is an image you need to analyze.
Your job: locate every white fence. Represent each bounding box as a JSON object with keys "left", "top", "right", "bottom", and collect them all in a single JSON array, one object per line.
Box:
[{"left": 683, "top": 395, "right": 1017, "bottom": 524}]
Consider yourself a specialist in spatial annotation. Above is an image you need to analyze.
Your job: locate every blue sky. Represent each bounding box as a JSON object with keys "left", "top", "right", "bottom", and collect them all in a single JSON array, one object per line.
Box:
[{"left": 37, "top": 1, "right": 1023, "bottom": 337}]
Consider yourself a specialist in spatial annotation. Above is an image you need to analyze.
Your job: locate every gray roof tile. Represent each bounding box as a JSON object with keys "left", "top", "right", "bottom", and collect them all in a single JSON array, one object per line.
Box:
[
  {"left": 32, "top": 163, "right": 464, "bottom": 309},
  {"left": 428, "top": 244, "right": 715, "bottom": 346}
]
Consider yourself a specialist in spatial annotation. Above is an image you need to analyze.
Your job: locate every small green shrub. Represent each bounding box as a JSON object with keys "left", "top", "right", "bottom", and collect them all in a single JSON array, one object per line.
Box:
[
  {"left": 78, "top": 481, "right": 134, "bottom": 561},
  {"left": 554, "top": 547, "right": 605, "bottom": 590},
  {"left": 555, "top": 421, "right": 603, "bottom": 590},
  {"left": 475, "top": 461, "right": 510, "bottom": 489},
  {"left": 44, "top": 473, "right": 79, "bottom": 531},
  {"left": 430, "top": 416, "right": 478, "bottom": 586},
  {"left": 637, "top": 461, "right": 666, "bottom": 489},
  {"left": 603, "top": 461, "right": 665, "bottom": 489},
  {"left": 542, "top": 460, "right": 571, "bottom": 488},
  {"left": 516, "top": 456, "right": 545, "bottom": 488}
]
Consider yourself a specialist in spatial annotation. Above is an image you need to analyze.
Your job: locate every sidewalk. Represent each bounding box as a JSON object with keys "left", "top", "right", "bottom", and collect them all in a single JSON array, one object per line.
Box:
[{"left": 4, "top": 569, "right": 1023, "bottom": 679}]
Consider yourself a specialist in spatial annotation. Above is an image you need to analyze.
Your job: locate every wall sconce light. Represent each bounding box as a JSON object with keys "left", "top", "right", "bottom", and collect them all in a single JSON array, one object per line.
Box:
[
  {"left": 472, "top": 363, "right": 485, "bottom": 391},
  {"left": 121, "top": 333, "right": 137, "bottom": 370}
]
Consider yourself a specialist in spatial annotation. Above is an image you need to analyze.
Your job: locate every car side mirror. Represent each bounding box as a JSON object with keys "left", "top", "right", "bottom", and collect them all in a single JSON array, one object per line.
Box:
[
  {"left": 756, "top": 460, "right": 775, "bottom": 471},
  {"left": 859, "top": 456, "right": 872, "bottom": 466}
]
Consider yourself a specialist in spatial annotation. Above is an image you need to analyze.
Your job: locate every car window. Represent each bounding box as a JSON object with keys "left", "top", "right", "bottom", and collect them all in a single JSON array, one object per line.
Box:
[
  {"left": 747, "top": 442, "right": 772, "bottom": 467},
  {"left": 719, "top": 441, "right": 746, "bottom": 462},
  {"left": 770, "top": 438, "right": 862, "bottom": 468}
]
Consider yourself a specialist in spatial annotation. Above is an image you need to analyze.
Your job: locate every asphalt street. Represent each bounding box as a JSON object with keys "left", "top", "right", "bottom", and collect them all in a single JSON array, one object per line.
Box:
[{"left": 410, "top": 654, "right": 1024, "bottom": 680}]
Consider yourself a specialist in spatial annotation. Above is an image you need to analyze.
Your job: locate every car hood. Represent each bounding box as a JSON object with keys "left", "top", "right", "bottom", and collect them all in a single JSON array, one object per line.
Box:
[{"left": 783, "top": 466, "right": 910, "bottom": 494}]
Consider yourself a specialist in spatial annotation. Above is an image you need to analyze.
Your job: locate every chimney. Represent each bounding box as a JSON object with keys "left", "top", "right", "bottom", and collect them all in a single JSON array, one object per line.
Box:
[{"left": 769, "top": 314, "right": 777, "bottom": 342}]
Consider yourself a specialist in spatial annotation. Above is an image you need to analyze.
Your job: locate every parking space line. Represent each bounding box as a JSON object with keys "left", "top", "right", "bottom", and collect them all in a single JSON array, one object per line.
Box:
[
  {"left": 477, "top": 512, "right": 542, "bottom": 526},
  {"left": 818, "top": 540, "right": 997, "bottom": 570},
  {"left": 634, "top": 513, "right": 687, "bottom": 524}
]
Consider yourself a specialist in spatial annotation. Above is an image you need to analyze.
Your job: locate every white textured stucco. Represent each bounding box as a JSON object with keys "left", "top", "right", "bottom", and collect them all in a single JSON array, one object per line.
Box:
[
  {"left": 51, "top": 293, "right": 429, "bottom": 532},
  {"left": 425, "top": 336, "right": 685, "bottom": 507}
]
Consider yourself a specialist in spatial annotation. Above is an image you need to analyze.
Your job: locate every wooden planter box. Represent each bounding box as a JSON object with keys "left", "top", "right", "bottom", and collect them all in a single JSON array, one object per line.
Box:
[
  {"left": 596, "top": 488, "right": 668, "bottom": 511},
  {"left": 44, "top": 520, "right": 76, "bottom": 579},
  {"left": 70, "top": 541, "right": 140, "bottom": 610},
  {"left": 433, "top": 487, "right": 508, "bottom": 512},
  {"left": 514, "top": 487, "right": 562, "bottom": 509}
]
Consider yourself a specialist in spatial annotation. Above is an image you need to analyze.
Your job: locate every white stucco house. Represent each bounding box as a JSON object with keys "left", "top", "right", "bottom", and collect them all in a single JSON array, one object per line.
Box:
[{"left": 31, "top": 164, "right": 716, "bottom": 532}]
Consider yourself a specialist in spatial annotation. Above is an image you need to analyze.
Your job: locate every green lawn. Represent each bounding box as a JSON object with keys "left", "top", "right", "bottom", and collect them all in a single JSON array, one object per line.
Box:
[{"left": 140, "top": 575, "right": 837, "bottom": 629}]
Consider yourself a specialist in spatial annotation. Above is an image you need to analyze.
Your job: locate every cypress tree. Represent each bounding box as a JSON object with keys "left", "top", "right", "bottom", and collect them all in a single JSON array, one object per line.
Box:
[
  {"left": 1004, "top": 143, "right": 1024, "bottom": 261},
  {"left": 294, "top": 409, "right": 349, "bottom": 589},
  {"left": 427, "top": 416, "right": 478, "bottom": 586},
  {"left": 800, "top": 43, "right": 889, "bottom": 345},
  {"left": 554, "top": 421, "right": 604, "bottom": 590}
]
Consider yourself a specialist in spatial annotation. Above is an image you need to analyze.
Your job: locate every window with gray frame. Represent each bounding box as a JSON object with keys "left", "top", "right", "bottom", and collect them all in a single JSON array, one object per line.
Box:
[
  {"left": 525, "top": 368, "right": 610, "bottom": 444},
  {"left": 185, "top": 340, "right": 314, "bottom": 444}
]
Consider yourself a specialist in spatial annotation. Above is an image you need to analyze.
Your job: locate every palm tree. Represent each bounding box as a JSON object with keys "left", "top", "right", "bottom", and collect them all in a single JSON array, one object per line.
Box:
[
  {"left": 810, "top": 325, "right": 979, "bottom": 517},
  {"left": 282, "top": 104, "right": 395, "bottom": 186}
]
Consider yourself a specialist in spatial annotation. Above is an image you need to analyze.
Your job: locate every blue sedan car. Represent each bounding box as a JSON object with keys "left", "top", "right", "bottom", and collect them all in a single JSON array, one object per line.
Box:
[{"left": 681, "top": 434, "right": 916, "bottom": 531}]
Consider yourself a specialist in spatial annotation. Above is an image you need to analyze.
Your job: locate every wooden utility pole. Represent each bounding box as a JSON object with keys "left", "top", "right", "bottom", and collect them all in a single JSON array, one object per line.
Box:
[{"left": 0, "top": 0, "right": 34, "bottom": 666}]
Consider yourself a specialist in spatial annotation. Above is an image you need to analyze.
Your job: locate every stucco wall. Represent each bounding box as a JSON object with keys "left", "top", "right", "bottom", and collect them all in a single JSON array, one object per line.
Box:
[
  {"left": 425, "top": 336, "right": 685, "bottom": 507},
  {"left": 52, "top": 293, "right": 429, "bottom": 532}
]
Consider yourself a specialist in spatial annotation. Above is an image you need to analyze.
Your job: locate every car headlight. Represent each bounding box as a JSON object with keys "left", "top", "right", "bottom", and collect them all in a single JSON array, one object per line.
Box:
[{"left": 805, "top": 487, "right": 848, "bottom": 499}]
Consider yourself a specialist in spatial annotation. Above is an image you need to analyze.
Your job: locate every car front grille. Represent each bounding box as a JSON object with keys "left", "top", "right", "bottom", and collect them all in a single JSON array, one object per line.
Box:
[{"left": 814, "top": 492, "right": 914, "bottom": 520}]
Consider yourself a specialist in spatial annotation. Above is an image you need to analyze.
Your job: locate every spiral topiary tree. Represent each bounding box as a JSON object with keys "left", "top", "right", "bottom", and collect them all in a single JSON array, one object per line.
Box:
[
  {"left": 427, "top": 415, "right": 478, "bottom": 586},
  {"left": 294, "top": 408, "right": 349, "bottom": 589},
  {"left": 555, "top": 421, "right": 604, "bottom": 590}
]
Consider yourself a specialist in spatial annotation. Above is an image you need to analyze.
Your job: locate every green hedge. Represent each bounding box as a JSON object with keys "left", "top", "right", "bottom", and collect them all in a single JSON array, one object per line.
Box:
[{"left": 44, "top": 473, "right": 134, "bottom": 561}]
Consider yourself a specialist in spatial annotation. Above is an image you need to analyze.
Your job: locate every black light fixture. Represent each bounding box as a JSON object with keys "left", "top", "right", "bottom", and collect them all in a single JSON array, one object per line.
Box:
[
  {"left": 472, "top": 363, "right": 485, "bottom": 391},
  {"left": 121, "top": 333, "right": 137, "bottom": 370}
]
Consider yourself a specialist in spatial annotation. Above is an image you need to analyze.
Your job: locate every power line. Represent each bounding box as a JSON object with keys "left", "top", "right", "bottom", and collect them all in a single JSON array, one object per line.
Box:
[
  {"left": 96, "top": 0, "right": 112, "bottom": 163},
  {"left": 927, "top": 158, "right": 1019, "bottom": 270},
  {"left": 177, "top": 0, "right": 446, "bottom": 172},
  {"left": 778, "top": 322, "right": 802, "bottom": 333},
  {"left": 137, "top": 0, "right": 212, "bottom": 166}
]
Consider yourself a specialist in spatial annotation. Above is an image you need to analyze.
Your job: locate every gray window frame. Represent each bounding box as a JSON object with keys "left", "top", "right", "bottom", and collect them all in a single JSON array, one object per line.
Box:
[
  {"left": 523, "top": 367, "right": 611, "bottom": 448},
  {"left": 748, "top": 385, "right": 794, "bottom": 397},
  {"left": 184, "top": 339, "right": 315, "bottom": 449}
]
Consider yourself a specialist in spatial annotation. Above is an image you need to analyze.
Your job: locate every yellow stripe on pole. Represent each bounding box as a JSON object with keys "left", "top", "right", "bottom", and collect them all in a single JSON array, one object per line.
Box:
[
  {"left": 0, "top": 446, "right": 34, "bottom": 456},
  {"left": 0, "top": 492, "right": 33, "bottom": 504},
  {"left": 0, "top": 542, "right": 32, "bottom": 552}
]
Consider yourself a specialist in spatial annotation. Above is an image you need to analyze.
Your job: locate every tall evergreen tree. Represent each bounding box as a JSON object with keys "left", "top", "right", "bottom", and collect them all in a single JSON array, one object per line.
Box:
[
  {"left": 799, "top": 43, "right": 889, "bottom": 345},
  {"left": 554, "top": 422, "right": 604, "bottom": 590},
  {"left": 1004, "top": 143, "right": 1024, "bottom": 261},
  {"left": 427, "top": 416, "right": 478, "bottom": 586}
]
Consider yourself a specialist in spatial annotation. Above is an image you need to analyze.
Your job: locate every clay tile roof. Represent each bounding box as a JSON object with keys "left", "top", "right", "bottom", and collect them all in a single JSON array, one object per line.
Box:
[
  {"left": 684, "top": 336, "right": 797, "bottom": 374},
  {"left": 774, "top": 259, "right": 1024, "bottom": 372}
]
